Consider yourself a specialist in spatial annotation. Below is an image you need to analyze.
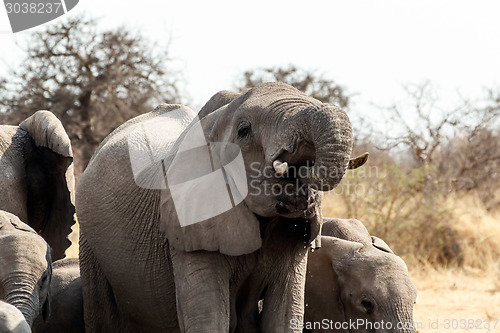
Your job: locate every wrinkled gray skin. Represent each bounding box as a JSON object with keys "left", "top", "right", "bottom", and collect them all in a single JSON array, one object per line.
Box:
[
  {"left": 0, "top": 211, "right": 52, "bottom": 327},
  {"left": 0, "top": 111, "right": 76, "bottom": 260},
  {"left": 0, "top": 301, "right": 31, "bottom": 333},
  {"left": 304, "top": 218, "right": 418, "bottom": 333},
  {"left": 77, "top": 83, "right": 366, "bottom": 332},
  {"left": 32, "top": 258, "right": 83, "bottom": 333}
]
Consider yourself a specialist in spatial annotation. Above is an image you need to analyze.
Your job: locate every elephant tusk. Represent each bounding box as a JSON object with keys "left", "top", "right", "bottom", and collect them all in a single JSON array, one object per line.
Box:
[
  {"left": 348, "top": 152, "right": 369, "bottom": 169},
  {"left": 273, "top": 160, "right": 289, "bottom": 175}
]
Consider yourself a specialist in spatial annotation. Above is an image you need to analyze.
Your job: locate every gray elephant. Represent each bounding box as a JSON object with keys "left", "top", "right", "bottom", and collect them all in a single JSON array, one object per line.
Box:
[
  {"left": 0, "top": 210, "right": 52, "bottom": 327},
  {"left": 76, "top": 82, "right": 367, "bottom": 332},
  {"left": 32, "top": 258, "right": 84, "bottom": 333},
  {"left": 0, "top": 110, "right": 76, "bottom": 260},
  {"left": 304, "top": 218, "right": 417, "bottom": 333},
  {"left": 0, "top": 301, "right": 31, "bottom": 333}
]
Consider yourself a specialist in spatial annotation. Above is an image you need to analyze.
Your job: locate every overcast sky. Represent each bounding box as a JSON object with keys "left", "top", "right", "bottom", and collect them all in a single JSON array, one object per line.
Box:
[{"left": 1, "top": 0, "right": 500, "bottom": 115}]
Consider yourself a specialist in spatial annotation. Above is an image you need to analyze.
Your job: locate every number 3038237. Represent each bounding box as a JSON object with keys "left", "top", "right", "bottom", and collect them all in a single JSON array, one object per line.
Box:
[{"left": 5, "top": 2, "right": 63, "bottom": 14}]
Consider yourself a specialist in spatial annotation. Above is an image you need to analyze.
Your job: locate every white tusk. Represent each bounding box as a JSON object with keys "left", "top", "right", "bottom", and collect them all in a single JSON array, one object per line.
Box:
[{"left": 273, "top": 160, "right": 289, "bottom": 175}]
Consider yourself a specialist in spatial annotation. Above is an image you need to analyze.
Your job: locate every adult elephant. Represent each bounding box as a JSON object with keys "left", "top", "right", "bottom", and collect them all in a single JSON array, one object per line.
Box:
[
  {"left": 77, "top": 82, "right": 367, "bottom": 332},
  {"left": 0, "top": 210, "right": 52, "bottom": 327},
  {"left": 0, "top": 111, "right": 76, "bottom": 260},
  {"left": 304, "top": 218, "right": 417, "bottom": 333}
]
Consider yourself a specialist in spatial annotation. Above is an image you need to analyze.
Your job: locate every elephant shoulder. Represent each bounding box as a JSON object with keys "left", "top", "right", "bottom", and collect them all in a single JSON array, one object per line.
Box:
[
  {"left": 89, "top": 104, "right": 196, "bottom": 162},
  {"left": 52, "top": 257, "right": 79, "bottom": 270}
]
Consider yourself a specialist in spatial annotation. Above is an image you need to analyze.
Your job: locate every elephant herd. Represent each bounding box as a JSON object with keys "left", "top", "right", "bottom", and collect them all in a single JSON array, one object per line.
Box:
[{"left": 0, "top": 82, "right": 417, "bottom": 332}]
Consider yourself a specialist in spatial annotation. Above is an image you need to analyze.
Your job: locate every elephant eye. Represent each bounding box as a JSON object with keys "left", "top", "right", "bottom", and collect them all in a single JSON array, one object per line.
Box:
[
  {"left": 361, "top": 300, "right": 374, "bottom": 314},
  {"left": 237, "top": 122, "right": 251, "bottom": 139}
]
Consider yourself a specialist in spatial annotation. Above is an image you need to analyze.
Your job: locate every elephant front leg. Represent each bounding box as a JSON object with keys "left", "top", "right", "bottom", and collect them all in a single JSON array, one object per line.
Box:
[
  {"left": 170, "top": 248, "right": 232, "bottom": 333},
  {"left": 260, "top": 250, "right": 308, "bottom": 333}
]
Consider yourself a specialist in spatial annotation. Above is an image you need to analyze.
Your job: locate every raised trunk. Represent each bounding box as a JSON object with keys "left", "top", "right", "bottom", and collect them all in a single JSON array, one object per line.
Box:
[{"left": 299, "top": 105, "right": 353, "bottom": 191}]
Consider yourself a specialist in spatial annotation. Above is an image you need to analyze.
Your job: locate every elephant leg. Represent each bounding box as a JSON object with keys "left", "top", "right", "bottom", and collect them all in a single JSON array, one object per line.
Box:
[
  {"left": 169, "top": 248, "right": 232, "bottom": 333},
  {"left": 260, "top": 250, "right": 308, "bottom": 333},
  {"left": 79, "top": 236, "right": 127, "bottom": 333}
]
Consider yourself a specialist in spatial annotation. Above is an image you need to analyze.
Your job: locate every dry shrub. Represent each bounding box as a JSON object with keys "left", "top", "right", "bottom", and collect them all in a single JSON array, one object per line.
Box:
[
  {"left": 323, "top": 163, "right": 500, "bottom": 271},
  {"left": 447, "top": 194, "right": 500, "bottom": 270}
]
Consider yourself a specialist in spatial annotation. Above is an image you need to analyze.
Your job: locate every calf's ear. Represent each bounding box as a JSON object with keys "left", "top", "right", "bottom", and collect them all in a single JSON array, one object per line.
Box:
[{"left": 371, "top": 236, "right": 394, "bottom": 253}]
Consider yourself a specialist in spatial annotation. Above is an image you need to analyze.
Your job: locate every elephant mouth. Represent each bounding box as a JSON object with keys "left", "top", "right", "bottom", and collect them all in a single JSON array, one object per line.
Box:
[
  {"left": 273, "top": 180, "right": 319, "bottom": 219},
  {"left": 269, "top": 146, "right": 321, "bottom": 218}
]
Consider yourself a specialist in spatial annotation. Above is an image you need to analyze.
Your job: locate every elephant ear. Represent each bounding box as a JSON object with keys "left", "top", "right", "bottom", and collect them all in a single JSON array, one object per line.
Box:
[
  {"left": 371, "top": 236, "right": 394, "bottom": 253},
  {"left": 197, "top": 90, "right": 242, "bottom": 119},
  {"left": 307, "top": 192, "right": 324, "bottom": 249},
  {"left": 161, "top": 193, "right": 262, "bottom": 256},
  {"left": 42, "top": 264, "right": 52, "bottom": 322},
  {"left": 19, "top": 110, "right": 76, "bottom": 260},
  {"left": 42, "top": 294, "right": 51, "bottom": 321},
  {"left": 306, "top": 235, "right": 345, "bottom": 324},
  {"left": 158, "top": 97, "right": 261, "bottom": 256},
  {"left": 320, "top": 235, "right": 364, "bottom": 264}
]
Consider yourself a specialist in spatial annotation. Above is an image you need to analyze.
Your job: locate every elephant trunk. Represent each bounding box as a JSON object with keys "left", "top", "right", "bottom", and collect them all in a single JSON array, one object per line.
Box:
[
  {"left": 299, "top": 105, "right": 353, "bottom": 191},
  {"left": 382, "top": 301, "right": 416, "bottom": 333},
  {"left": 5, "top": 280, "right": 39, "bottom": 326}
]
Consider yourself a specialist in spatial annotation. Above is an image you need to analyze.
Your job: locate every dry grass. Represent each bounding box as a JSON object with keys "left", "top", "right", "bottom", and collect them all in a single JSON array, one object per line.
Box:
[
  {"left": 323, "top": 190, "right": 500, "bottom": 331},
  {"left": 411, "top": 266, "right": 500, "bottom": 332},
  {"left": 445, "top": 195, "right": 500, "bottom": 270},
  {"left": 322, "top": 190, "right": 500, "bottom": 269}
]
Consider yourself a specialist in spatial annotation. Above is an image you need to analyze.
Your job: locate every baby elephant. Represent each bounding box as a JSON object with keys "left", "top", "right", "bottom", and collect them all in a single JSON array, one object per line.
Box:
[
  {"left": 32, "top": 258, "right": 83, "bottom": 333},
  {"left": 0, "top": 210, "right": 51, "bottom": 327},
  {"left": 0, "top": 301, "right": 31, "bottom": 333},
  {"left": 303, "top": 218, "right": 417, "bottom": 333}
]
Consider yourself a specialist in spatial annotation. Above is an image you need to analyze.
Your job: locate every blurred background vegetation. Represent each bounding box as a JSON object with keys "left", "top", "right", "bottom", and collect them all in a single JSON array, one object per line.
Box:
[{"left": 1, "top": 15, "right": 499, "bottom": 275}]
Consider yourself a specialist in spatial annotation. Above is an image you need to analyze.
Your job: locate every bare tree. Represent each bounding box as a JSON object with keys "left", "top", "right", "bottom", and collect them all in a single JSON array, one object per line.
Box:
[
  {"left": 0, "top": 15, "right": 183, "bottom": 176},
  {"left": 377, "top": 81, "right": 500, "bottom": 205},
  {"left": 376, "top": 82, "right": 468, "bottom": 167},
  {"left": 234, "top": 65, "right": 350, "bottom": 108}
]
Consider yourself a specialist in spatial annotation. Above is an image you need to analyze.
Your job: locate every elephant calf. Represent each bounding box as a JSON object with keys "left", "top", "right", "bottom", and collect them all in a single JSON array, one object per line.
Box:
[
  {"left": 303, "top": 218, "right": 417, "bottom": 333},
  {"left": 33, "top": 258, "right": 84, "bottom": 333},
  {"left": 0, "top": 210, "right": 52, "bottom": 327},
  {"left": 0, "top": 301, "right": 31, "bottom": 333}
]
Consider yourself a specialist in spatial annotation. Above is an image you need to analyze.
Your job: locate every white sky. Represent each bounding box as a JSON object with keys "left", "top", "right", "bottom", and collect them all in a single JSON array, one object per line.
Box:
[{"left": 1, "top": 0, "right": 500, "bottom": 115}]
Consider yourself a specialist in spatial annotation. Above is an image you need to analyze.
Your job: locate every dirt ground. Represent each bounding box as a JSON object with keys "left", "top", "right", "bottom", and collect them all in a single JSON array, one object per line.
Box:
[{"left": 410, "top": 268, "right": 500, "bottom": 332}]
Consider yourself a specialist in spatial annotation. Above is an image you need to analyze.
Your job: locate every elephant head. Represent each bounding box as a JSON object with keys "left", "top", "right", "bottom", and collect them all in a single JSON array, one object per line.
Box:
[
  {"left": 305, "top": 218, "right": 417, "bottom": 333},
  {"left": 0, "top": 211, "right": 52, "bottom": 327},
  {"left": 153, "top": 83, "right": 367, "bottom": 255},
  {"left": 32, "top": 258, "right": 84, "bottom": 333},
  {"left": 0, "top": 301, "right": 31, "bottom": 333},
  {"left": 0, "top": 110, "right": 76, "bottom": 260}
]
